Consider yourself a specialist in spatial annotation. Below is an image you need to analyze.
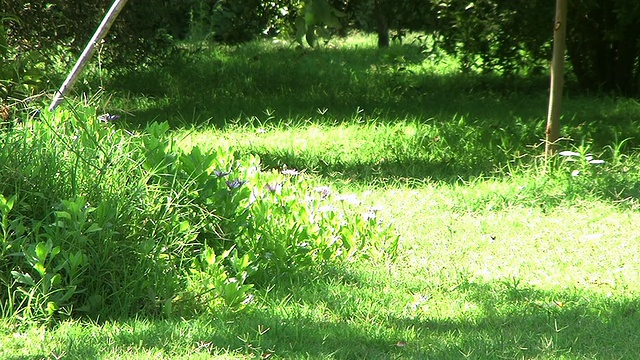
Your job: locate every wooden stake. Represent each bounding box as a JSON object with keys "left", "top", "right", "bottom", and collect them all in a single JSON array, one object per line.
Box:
[
  {"left": 545, "top": 0, "right": 568, "bottom": 156},
  {"left": 48, "top": 0, "right": 129, "bottom": 112}
]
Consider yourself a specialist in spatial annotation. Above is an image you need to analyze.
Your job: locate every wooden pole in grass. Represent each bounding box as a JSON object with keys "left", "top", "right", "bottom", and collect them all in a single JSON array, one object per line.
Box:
[
  {"left": 545, "top": 0, "right": 568, "bottom": 156},
  {"left": 48, "top": 0, "right": 129, "bottom": 112}
]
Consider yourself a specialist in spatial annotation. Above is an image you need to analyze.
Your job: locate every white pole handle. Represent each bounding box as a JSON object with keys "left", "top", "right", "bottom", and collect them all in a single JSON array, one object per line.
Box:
[{"left": 48, "top": 0, "right": 129, "bottom": 112}]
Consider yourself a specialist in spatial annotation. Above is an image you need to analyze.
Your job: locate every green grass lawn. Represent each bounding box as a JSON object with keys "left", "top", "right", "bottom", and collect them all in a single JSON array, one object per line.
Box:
[{"left": 2, "top": 33, "right": 640, "bottom": 359}]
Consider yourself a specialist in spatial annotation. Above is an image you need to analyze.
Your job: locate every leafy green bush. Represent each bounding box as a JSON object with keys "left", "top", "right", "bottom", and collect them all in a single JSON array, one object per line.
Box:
[
  {"left": 192, "top": 0, "right": 301, "bottom": 44},
  {"left": 428, "top": 0, "right": 553, "bottom": 74},
  {"left": 2, "top": 0, "right": 189, "bottom": 69},
  {"left": 0, "top": 15, "right": 48, "bottom": 109},
  {"left": 0, "top": 103, "right": 398, "bottom": 322},
  {"left": 567, "top": 1, "right": 640, "bottom": 95}
]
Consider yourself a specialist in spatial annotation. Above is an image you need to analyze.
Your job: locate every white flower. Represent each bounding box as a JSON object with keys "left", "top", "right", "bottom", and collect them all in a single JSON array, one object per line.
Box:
[
  {"left": 559, "top": 151, "right": 581, "bottom": 157},
  {"left": 98, "top": 113, "right": 120, "bottom": 122},
  {"left": 318, "top": 205, "right": 335, "bottom": 213},
  {"left": 362, "top": 211, "right": 376, "bottom": 221},
  {"left": 336, "top": 193, "right": 360, "bottom": 205},
  {"left": 589, "top": 159, "right": 605, "bottom": 165},
  {"left": 242, "top": 294, "right": 254, "bottom": 305}
]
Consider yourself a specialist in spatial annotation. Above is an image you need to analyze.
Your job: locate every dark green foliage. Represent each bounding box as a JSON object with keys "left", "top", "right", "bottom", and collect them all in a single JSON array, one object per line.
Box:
[
  {"left": 295, "top": 0, "right": 345, "bottom": 46},
  {"left": 5, "top": 0, "right": 640, "bottom": 96},
  {"left": 567, "top": 0, "right": 640, "bottom": 95},
  {"left": 339, "top": 0, "right": 640, "bottom": 94},
  {"left": 1, "top": 0, "right": 191, "bottom": 69},
  {"left": 192, "top": 0, "right": 301, "bottom": 44},
  {"left": 428, "top": 0, "right": 554, "bottom": 74},
  {"left": 412, "top": 0, "right": 640, "bottom": 94},
  {"left": 0, "top": 15, "right": 48, "bottom": 106},
  {"left": 340, "top": 0, "right": 435, "bottom": 38}
]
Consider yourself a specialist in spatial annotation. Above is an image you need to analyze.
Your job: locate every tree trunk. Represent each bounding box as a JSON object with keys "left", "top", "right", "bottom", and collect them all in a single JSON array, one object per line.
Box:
[
  {"left": 566, "top": 1, "right": 640, "bottom": 96},
  {"left": 374, "top": 0, "right": 389, "bottom": 48},
  {"left": 545, "top": 0, "right": 568, "bottom": 156}
]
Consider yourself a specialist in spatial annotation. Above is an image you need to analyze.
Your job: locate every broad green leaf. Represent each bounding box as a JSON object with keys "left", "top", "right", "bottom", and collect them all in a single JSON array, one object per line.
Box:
[
  {"left": 58, "top": 286, "right": 77, "bottom": 303},
  {"left": 50, "top": 246, "right": 61, "bottom": 258},
  {"left": 46, "top": 301, "right": 58, "bottom": 315},
  {"left": 6, "top": 194, "right": 15, "bottom": 211},
  {"left": 179, "top": 220, "right": 190, "bottom": 232},
  {"left": 11, "top": 271, "right": 36, "bottom": 286},
  {"left": 50, "top": 273, "right": 62, "bottom": 287},
  {"left": 55, "top": 211, "right": 72, "bottom": 220},
  {"left": 35, "top": 242, "right": 49, "bottom": 261},
  {"left": 34, "top": 263, "right": 46, "bottom": 277},
  {"left": 203, "top": 246, "right": 216, "bottom": 266},
  {"left": 86, "top": 223, "right": 102, "bottom": 233}
]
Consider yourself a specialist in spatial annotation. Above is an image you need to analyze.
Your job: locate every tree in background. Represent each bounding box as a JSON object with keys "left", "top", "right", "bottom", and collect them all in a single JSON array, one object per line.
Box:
[
  {"left": 3, "top": 0, "right": 640, "bottom": 95},
  {"left": 1, "top": 0, "right": 193, "bottom": 69},
  {"left": 330, "top": 0, "right": 434, "bottom": 47},
  {"left": 566, "top": 0, "right": 640, "bottom": 95},
  {"left": 190, "top": 0, "right": 301, "bottom": 44},
  {"left": 546, "top": 0, "right": 568, "bottom": 156},
  {"left": 428, "top": 0, "right": 554, "bottom": 74},
  {"left": 373, "top": 0, "right": 389, "bottom": 47},
  {"left": 426, "top": 0, "right": 640, "bottom": 95}
]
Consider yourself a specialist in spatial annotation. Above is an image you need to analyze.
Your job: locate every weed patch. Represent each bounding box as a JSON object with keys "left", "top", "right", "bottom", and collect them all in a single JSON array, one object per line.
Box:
[{"left": 0, "top": 103, "right": 397, "bottom": 323}]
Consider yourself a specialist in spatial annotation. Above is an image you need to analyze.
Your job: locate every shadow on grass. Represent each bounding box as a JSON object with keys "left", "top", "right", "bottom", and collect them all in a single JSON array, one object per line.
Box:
[
  {"left": 103, "top": 41, "right": 556, "bottom": 129},
  {"left": 241, "top": 275, "right": 640, "bottom": 359},
  {"left": 101, "top": 39, "right": 640, "bottom": 143},
  {"left": 96, "top": 39, "right": 640, "bottom": 185},
  {"left": 49, "top": 269, "right": 640, "bottom": 359},
  {"left": 253, "top": 149, "right": 490, "bottom": 185}
]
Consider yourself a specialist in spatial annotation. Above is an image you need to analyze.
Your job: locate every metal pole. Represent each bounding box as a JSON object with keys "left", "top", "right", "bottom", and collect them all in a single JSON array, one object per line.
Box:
[{"left": 48, "top": 0, "right": 129, "bottom": 112}]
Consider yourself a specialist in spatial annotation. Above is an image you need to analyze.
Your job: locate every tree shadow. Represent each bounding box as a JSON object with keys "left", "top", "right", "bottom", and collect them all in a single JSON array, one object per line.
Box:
[
  {"left": 102, "top": 41, "right": 555, "bottom": 129},
  {"left": 95, "top": 40, "right": 640, "bottom": 189},
  {"left": 91, "top": 39, "right": 640, "bottom": 145},
  {"left": 51, "top": 267, "right": 640, "bottom": 359},
  {"left": 252, "top": 149, "right": 492, "bottom": 185}
]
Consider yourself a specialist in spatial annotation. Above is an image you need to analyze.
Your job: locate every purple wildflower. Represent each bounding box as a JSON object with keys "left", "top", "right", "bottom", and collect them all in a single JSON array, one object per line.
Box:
[
  {"left": 226, "top": 179, "right": 246, "bottom": 190},
  {"left": 214, "top": 170, "right": 231, "bottom": 178},
  {"left": 265, "top": 182, "right": 283, "bottom": 193},
  {"left": 314, "top": 186, "right": 331, "bottom": 199},
  {"left": 98, "top": 113, "right": 120, "bottom": 122}
]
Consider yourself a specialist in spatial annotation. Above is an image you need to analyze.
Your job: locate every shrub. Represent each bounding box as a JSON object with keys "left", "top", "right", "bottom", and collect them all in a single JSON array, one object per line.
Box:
[
  {"left": 0, "top": 103, "right": 398, "bottom": 322},
  {"left": 1, "top": 0, "right": 190, "bottom": 69},
  {"left": 0, "top": 15, "right": 48, "bottom": 112},
  {"left": 189, "top": 0, "right": 301, "bottom": 44}
]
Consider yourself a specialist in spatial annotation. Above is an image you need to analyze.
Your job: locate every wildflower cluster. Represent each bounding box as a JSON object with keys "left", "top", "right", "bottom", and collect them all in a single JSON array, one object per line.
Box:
[{"left": 559, "top": 150, "right": 605, "bottom": 177}]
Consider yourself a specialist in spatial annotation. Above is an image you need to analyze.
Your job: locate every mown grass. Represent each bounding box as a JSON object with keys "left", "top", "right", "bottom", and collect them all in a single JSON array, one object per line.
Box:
[{"left": 3, "top": 33, "right": 640, "bottom": 359}]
